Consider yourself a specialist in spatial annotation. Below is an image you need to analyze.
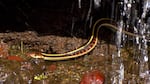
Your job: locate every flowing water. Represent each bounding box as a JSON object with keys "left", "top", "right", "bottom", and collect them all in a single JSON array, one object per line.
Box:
[{"left": 111, "top": 0, "right": 150, "bottom": 83}]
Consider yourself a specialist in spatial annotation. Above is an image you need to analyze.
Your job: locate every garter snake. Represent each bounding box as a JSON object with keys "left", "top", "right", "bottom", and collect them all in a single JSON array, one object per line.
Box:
[{"left": 29, "top": 18, "right": 143, "bottom": 61}]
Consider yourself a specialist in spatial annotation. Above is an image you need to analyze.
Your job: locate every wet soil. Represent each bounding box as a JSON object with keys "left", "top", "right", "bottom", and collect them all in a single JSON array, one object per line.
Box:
[
  {"left": 0, "top": 31, "right": 117, "bottom": 83},
  {"left": 0, "top": 31, "right": 148, "bottom": 84}
]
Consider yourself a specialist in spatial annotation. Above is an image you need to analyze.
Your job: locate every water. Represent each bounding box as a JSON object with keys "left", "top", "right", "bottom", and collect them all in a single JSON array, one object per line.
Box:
[
  {"left": 0, "top": 0, "right": 149, "bottom": 83},
  {"left": 111, "top": 0, "right": 150, "bottom": 83},
  {"left": 71, "top": 17, "right": 75, "bottom": 36},
  {"left": 94, "top": 0, "right": 101, "bottom": 8},
  {"left": 111, "top": 20, "right": 124, "bottom": 84},
  {"left": 137, "top": 0, "right": 150, "bottom": 82},
  {"left": 78, "top": 0, "right": 81, "bottom": 8},
  {"left": 110, "top": 0, "right": 125, "bottom": 83}
]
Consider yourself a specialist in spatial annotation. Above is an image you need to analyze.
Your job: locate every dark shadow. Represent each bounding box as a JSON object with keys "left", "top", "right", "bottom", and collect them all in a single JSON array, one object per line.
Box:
[{"left": 0, "top": 0, "right": 114, "bottom": 40}]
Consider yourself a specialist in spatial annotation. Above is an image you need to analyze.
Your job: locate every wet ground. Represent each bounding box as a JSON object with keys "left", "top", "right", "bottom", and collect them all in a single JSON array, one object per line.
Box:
[
  {"left": 0, "top": 31, "right": 115, "bottom": 84},
  {"left": 0, "top": 31, "right": 149, "bottom": 84}
]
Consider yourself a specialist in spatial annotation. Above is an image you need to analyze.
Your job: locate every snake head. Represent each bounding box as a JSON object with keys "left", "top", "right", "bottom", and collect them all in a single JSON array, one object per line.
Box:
[{"left": 27, "top": 52, "right": 44, "bottom": 59}]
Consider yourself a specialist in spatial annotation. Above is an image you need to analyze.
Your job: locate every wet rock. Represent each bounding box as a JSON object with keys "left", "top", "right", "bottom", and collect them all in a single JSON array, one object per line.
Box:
[
  {"left": 7, "top": 55, "right": 24, "bottom": 62},
  {"left": 80, "top": 70, "right": 104, "bottom": 84},
  {"left": 47, "top": 64, "right": 57, "bottom": 72}
]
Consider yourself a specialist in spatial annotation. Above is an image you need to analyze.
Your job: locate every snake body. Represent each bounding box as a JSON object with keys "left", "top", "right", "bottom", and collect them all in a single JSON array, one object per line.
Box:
[{"left": 29, "top": 18, "right": 143, "bottom": 61}]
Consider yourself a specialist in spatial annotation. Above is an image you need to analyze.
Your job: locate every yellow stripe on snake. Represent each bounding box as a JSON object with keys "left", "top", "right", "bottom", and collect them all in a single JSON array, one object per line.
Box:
[{"left": 29, "top": 18, "right": 143, "bottom": 61}]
